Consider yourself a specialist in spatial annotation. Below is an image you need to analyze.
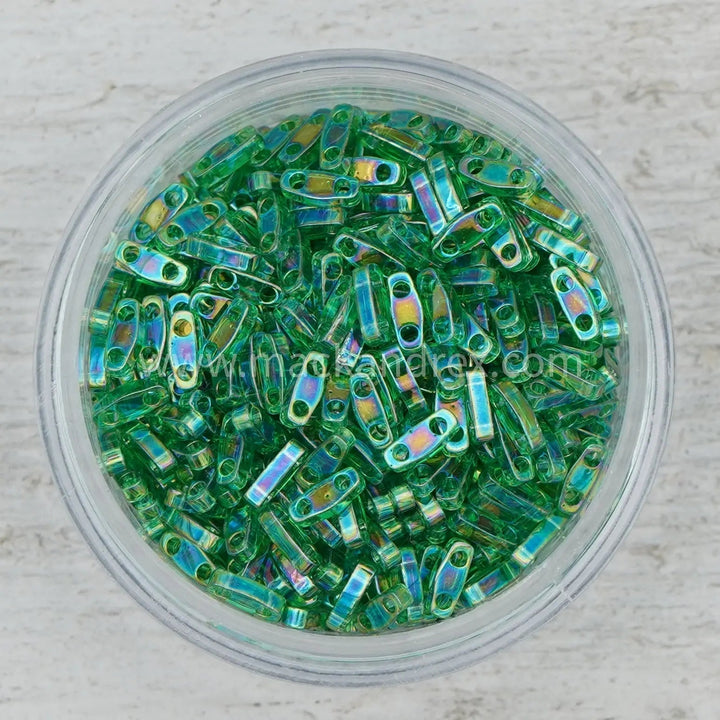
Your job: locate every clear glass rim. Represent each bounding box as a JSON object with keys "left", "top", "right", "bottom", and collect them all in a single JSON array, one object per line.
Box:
[{"left": 35, "top": 49, "right": 674, "bottom": 686}]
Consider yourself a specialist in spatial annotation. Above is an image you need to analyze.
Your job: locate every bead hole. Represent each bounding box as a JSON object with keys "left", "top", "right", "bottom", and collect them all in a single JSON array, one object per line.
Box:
[
  {"left": 429, "top": 416, "right": 448, "bottom": 435},
  {"left": 500, "top": 243, "right": 518, "bottom": 262},
  {"left": 288, "top": 172, "right": 306, "bottom": 190},
  {"left": 399, "top": 324, "right": 420, "bottom": 345},
  {"left": 323, "top": 146, "right": 341, "bottom": 162},
  {"left": 162, "top": 263, "right": 180, "bottom": 281},
  {"left": 334, "top": 473, "right": 352, "bottom": 491},
  {"left": 575, "top": 313, "right": 594, "bottom": 332},
  {"left": 352, "top": 379, "right": 373, "bottom": 399},
  {"left": 375, "top": 163, "right": 392, "bottom": 182},
  {"left": 295, "top": 498, "right": 313, "bottom": 516},
  {"left": 164, "top": 189, "right": 182, "bottom": 207},
  {"left": 466, "top": 158, "right": 484, "bottom": 175},
  {"left": 333, "top": 178, "right": 352, "bottom": 195},
  {"left": 391, "top": 445, "right": 410, "bottom": 462},
  {"left": 173, "top": 318, "right": 192, "bottom": 337},
  {"left": 122, "top": 245, "right": 140, "bottom": 264},
  {"left": 555, "top": 273, "right": 575, "bottom": 292}
]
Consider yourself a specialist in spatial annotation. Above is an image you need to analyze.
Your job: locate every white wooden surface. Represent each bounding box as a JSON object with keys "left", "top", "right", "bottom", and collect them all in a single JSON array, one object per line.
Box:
[{"left": 1, "top": 1, "right": 719, "bottom": 718}]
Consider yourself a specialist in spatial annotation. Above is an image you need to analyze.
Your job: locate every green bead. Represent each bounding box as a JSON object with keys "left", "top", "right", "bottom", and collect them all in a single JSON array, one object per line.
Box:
[
  {"left": 512, "top": 515, "right": 563, "bottom": 567},
  {"left": 288, "top": 467, "right": 364, "bottom": 524},
  {"left": 356, "top": 584, "right": 413, "bottom": 632},
  {"left": 326, "top": 563, "right": 375, "bottom": 631},
  {"left": 180, "top": 236, "right": 258, "bottom": 274},
  {"left": 349, "top": 372, "right": 394, "bottom": 449},
  {"left": 416, "top": 268, "right": 465, "bottom": 346},
  {"left": 314, "top": 276, "right": 356, "bottom": 353},
  {"left": 245, "top": 440, "right": 306, "bottom": 507},
  {"left": 457, "top": 156, "right": 541, "bottom": 199},
  {"left": 224, "top": 507, "right": 267, "bottom": 561},
  {"left": 155, "top": 200, "right": 227, "bottom": 248},
  {"left": 273, "top": 549, "right": 318, "bottom": 598},
  {"left": 511, "top": 187, "right": 582, "bottom": 238},
  {"left": 489, "top": 380, "right": 544, "bottom": 453},
  {"left": 277, "top": 108, "right": 328, "bottom": 167},
  {"left": 430, "top": 541, "right": 474, "bottom": 618},
  {"left": 368, "top": 526, "right": 402, "bottom": 571},
  {"left": 341, "top": 155, "right": 405, "bottom": 187},
  {"left": 84, "top": 103, "right": 623, "bottom": 635},
  {"left": 201, "top": 297, "right": 258, "bottom": 369},
  {"left": 283, "top": 605, "right": 311, "bottom": 629},
  {"left": 381, "top": 345, "right": 428, "bottom": 418},
  {"left": 130, "top": 183, "right": 192, "bottom": 243},
  {"left": 466, "top": 367, "right": 494, "bottom": 443},
  {"left": 258, "top": 507, "right": 318, "bottom": 575},
  {"left": 280, "top": 351, "right": 328, "bottom": 428},
  {"left": 319, "top": 104, "right": 358, "bottom": 171},
  {"left": 98, "top": 430, "right": 126, "bottom": 476},
  {"left": 387, "top": 272, "right": 424, "bottom": 351},
  {"left": 387, "top": 110, "right": 439, "bottom": 140},
  {"left": 188, "top": 126, "right": 262, "bottom": 188},
  {"left": 384, "top": 410, "right": 458, "bottom": 470},
  {"left": 463, "top": 562, "right": 520, "bottom": 606},
  {"left": 360, "top": 123, "right": 432, "bottom": 166},
  {"left": 559, "top": 443, "right": 604, "bottom": 513},
  {"left": 353, "top": 264, "right": 390, "bottom": 348},
  {"left": 337, "top": 502, "right": 368, "bottom": 550},
  {"left": 280, "top": 169, "right": 360, "bottom": 207},
  {"left": 165, "top": 509, "right": 224, "bottom": 555},
  {"left": 254, "top": 115, "right": 304, "bottom": 167},
  {"left": 210, "top": 569, "right": 286, "bottom": 622},
  {"left": 295, "top": 429, "right": 355, "bottom": 489},
  {"left": 161, "top": 533, "right": 215, "bottom": 584},
  {"left": 123, "top": 423, "right": 176, "bottom": 484},
  {"left": 247, "top": 332, "right": 286, "bottom": 415},
  {"left": 168, "top": 309, "right": 199, "bottom": 390}
]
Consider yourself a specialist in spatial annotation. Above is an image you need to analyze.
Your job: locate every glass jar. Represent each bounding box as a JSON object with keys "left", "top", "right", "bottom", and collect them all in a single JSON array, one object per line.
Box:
[{"left": 35, "top": 49, "right": 673, "bottom": 685}]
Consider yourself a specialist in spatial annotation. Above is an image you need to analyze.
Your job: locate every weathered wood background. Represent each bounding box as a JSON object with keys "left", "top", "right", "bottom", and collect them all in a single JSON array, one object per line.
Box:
[{"left": 1, "top": 1, "right": 718, "bottom": 718}]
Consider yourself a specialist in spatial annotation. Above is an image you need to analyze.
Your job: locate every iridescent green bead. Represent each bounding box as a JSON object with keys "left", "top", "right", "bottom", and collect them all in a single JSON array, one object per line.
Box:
[
  {"left": 355, "top": 584, "right": 413, "bottom": 632},
  {"left": 245, "top": 440, "right": 306, "bottom": 507},
  {"left": 224, "top": 507, "right": 268, "bottom": 561},
  {"left": 429, "top": 541, "right": 474, "bottom": 618},
  {"left": 161, "top": 533, "right": 215, "bottom": 584},
  {"left": 85, "top": 102, "right": 623, "bottom": 635},
  {"left": 288, "top": 468, "right": 364, "bottom": 524},
  {"left": 210, "top": 569, "right": 286, "bottom": 622},
  {"left": 326, "top": 563, "right": 375, "bottom": 631}
]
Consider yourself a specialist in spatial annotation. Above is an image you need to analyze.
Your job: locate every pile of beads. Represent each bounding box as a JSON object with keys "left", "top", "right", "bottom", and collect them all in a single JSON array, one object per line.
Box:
[{"left": 85, "top": 105, "right": 621, "bottom": 632}]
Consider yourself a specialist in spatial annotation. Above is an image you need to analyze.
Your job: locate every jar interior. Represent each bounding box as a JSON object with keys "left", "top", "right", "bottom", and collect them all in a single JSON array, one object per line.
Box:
[{"left": 41, "top": 53, "right": 667, "bottom": 684}]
